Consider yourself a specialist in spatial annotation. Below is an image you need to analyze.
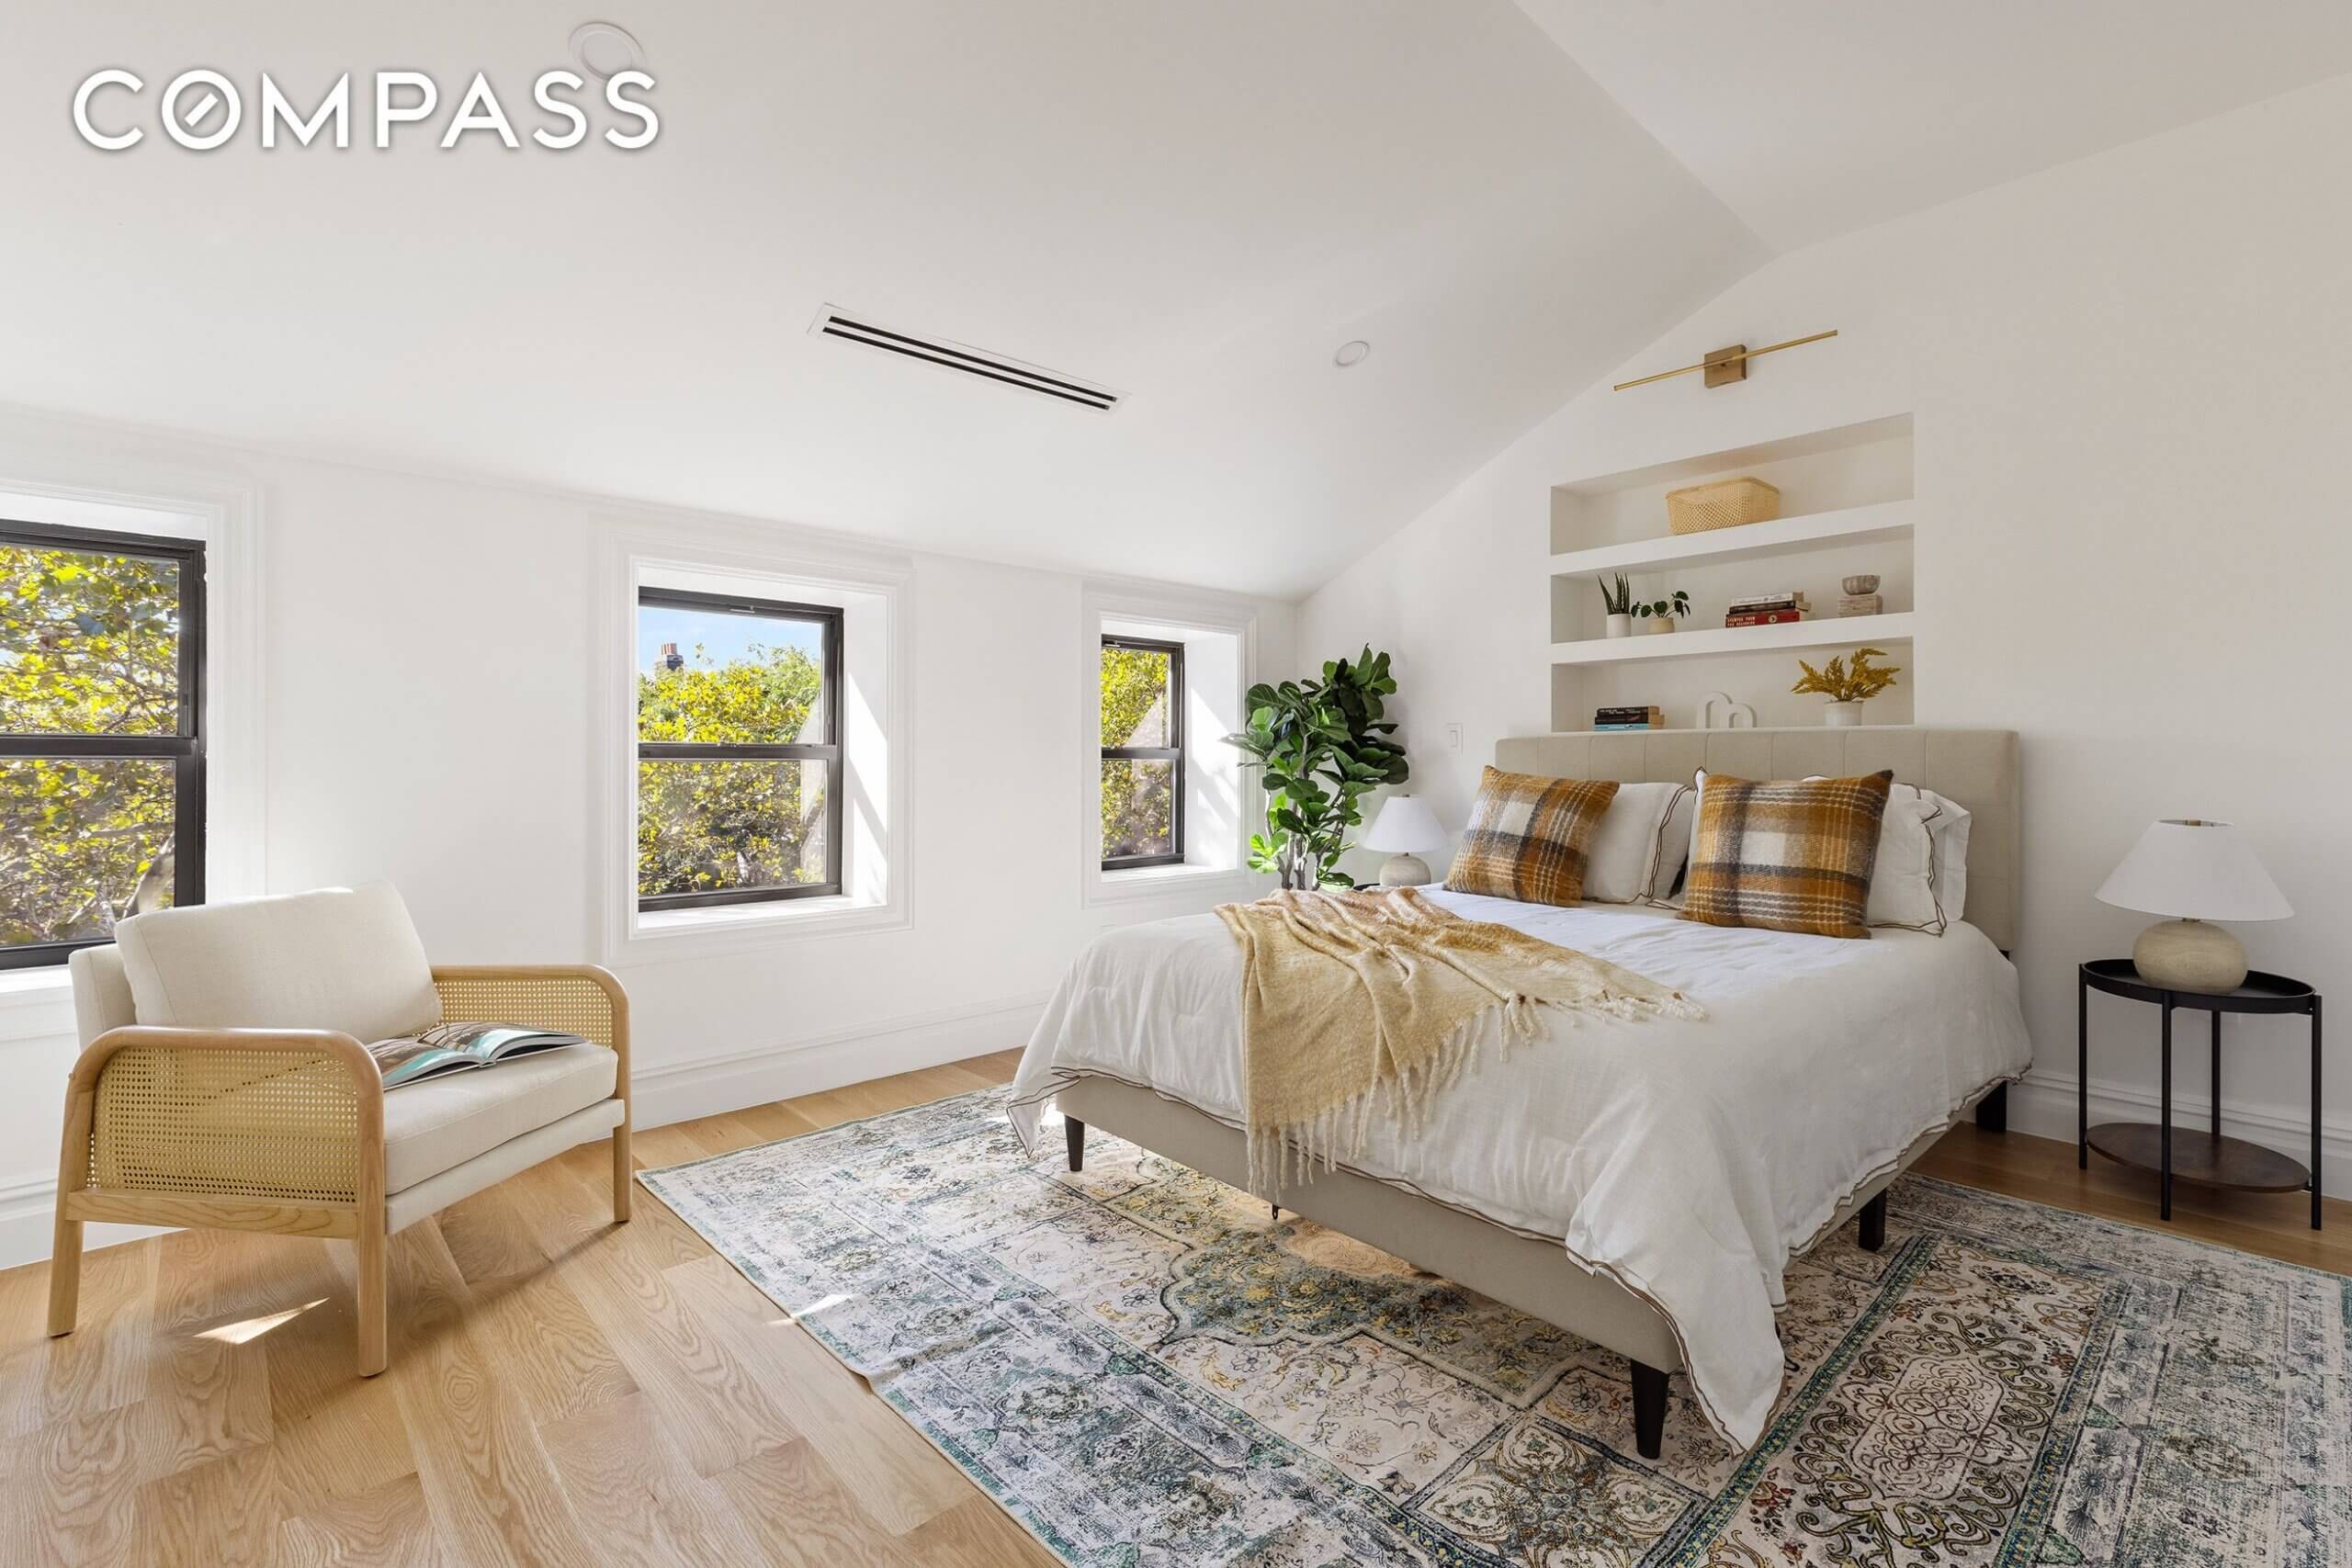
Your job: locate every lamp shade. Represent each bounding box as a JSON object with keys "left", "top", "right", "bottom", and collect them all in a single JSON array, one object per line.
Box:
[
  {"left": 2094, "top": 819, "right": 2292, "bottom": 922},
  {"left": 1362, "top": 794, "right": 1446, "bottom": 853}
]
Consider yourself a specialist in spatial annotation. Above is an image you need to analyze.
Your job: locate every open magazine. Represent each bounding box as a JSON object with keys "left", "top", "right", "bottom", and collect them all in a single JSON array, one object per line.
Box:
[{"left": 368, "top": 1021, "right": 589, "bottom": 1089}]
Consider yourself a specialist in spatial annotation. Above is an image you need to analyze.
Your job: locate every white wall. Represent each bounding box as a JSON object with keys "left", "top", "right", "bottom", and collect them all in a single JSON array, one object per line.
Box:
[
  {"left": 0, "top": 407, "right": 1291, "bottom": 1264},
  {"left": 1300, "top": 74, "right": 2352, "bottom": 1185}
]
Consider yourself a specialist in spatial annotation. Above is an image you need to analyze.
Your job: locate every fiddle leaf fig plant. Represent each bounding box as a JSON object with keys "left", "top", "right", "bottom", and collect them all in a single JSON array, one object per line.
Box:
[{"left": 1225, "top": 646, "right": 1411, "bottom": 888}]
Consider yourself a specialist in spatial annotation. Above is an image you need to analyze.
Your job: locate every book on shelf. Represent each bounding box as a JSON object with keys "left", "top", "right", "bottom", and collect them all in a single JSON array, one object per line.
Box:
[
  {"left": 1593, "top": 722, "right": 1660, "bottom": 731},
  {"left": 1726, "top": 591, "right": 1808, "bottom": 611},
  {"left": 1593, "top": 705, "right": 1662, "bottom": 725},
  {"left": 1724, "top": 608, "right": 1809, "bottom": 627}
]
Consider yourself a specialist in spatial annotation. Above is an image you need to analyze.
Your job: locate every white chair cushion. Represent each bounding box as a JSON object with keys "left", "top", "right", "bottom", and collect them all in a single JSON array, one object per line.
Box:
[
  {"left": 115, "top": 883, "right": 441, "bottom": 1043},
  {"left": 383, "top": 1045, "right": 618, "bottom": 1193}
]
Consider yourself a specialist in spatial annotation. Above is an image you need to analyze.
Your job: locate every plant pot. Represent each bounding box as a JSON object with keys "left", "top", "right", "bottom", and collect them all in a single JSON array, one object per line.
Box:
[
  {"left": 1646, "top": 615, "right": 1676, "bottom": 635},
  {"left": 1604, "top": 614, "right": 1633, "bottom": 639},
  {"left": 1823, "top": 701, "right": 1863, "bottom": 728}
]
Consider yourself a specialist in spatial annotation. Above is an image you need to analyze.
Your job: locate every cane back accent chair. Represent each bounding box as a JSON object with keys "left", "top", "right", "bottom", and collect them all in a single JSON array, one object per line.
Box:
[{"left": 48, "top": 885, "right": 630, "bottom": 1376}]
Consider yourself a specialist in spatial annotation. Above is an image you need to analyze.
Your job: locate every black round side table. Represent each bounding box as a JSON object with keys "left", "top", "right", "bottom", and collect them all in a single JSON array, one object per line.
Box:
[{"left": 2078, "top": 959, "right": 2322, "bottom": 1229}]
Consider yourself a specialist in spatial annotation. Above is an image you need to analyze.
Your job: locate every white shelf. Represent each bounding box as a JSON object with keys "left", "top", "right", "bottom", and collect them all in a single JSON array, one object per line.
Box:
[
  {"left": 1549, "top": 500, "right": 1913, "bottom": 579},
  {"left": 1551, "top": 612, "right": 1916, "bottom": 666}
]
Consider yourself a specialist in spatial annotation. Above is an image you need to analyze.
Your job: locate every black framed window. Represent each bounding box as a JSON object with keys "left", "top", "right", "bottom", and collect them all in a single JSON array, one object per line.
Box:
[
  {"left": 1100, "top": 635, "right": 1184, "bottom": 869},
  {"left": 1, "top": 521, "right": 206, "bottom": 969},
  {"left": 636, "top": 587, "right": 843, "bottom": 910}
]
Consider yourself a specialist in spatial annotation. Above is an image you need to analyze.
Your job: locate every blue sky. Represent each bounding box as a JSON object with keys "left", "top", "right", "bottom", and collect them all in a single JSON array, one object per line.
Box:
[{"left": 638, "top": 603, "right": 823, "bottom": 673}]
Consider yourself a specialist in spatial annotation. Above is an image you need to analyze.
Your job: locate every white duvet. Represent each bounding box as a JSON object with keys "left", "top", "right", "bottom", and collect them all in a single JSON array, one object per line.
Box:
[{"left": 1007, "top": 889, "right": 2031, "bottom": 1450}]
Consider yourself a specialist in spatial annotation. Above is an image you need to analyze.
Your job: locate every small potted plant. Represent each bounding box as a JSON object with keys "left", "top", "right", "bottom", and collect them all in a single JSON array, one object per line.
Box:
[
  {"left": 1634, "top": 591, "right": 1690, "bottom": 634},
  {"left": 1598, "top": 573, "right": 1634, "bottom": 638},
  {"left": 1791, "top": 647, "right": 1901, "bottom": 726}
]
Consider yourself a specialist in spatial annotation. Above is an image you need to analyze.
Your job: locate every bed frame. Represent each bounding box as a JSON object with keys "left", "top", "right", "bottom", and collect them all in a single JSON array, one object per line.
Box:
[{"left": 1061, "top": 726, "right": 2020, "bottom": 1460}]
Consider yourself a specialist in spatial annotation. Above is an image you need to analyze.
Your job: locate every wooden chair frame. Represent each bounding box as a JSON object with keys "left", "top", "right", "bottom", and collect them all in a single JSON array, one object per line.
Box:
[{"left": 47, "top": 964, "right": 630, "bottom": 1376}]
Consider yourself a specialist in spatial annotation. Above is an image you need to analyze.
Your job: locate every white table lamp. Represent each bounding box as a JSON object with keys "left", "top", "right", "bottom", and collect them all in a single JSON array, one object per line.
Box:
[
  {"left": 1363, "top": 795, "right": 1447, "bottom": 887},
  {"left": 2095, "top": 818, "right": 2291, "bottom": 991}
]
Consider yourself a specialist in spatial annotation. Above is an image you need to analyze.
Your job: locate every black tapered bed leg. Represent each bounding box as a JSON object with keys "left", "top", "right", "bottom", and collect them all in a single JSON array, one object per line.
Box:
[
  {"left": 1858, "top": 1190, "right": 1888, "bottom": 1253},
  {"left": 1974, "top": 1082, "right": 2008, "bottom": 1134},
  {"left": 1631, "top": 1361, "right": 1668, "bottom": 1461},
  {"left": 1065, "top": 1118, "right": 1085, "bottom": 1172}
]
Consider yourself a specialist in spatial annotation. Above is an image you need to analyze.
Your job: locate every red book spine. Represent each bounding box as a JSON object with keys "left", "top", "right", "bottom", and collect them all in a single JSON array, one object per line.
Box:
[{"left": 1724, "top": 609, "right": 1807, "bottom": 626}]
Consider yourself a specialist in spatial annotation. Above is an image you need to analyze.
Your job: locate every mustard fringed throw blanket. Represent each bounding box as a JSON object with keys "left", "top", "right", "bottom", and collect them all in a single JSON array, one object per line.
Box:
[{"left": 1216, "top": 886, "right": 1703, "bottom": 1195}]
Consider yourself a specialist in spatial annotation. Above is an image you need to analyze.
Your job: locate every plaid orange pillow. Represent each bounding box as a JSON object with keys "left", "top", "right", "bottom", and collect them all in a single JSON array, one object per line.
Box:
[
  {"left": 1680, "top": 771, "right": 1893, "bottom": 939},
  {"left": 1443, "top": 767, "right": 1621, "bottom": 907}
]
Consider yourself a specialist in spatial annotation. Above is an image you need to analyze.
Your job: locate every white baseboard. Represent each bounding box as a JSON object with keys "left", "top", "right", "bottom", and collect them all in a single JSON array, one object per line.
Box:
[
  {"left": 628, "top": 992, "right": 1049, "bottom": 1130},
  {"left": 0, "top": 993, "right": 1049, "bottom": 1272},
  {"left": 2006, "top": 1066, "right": 2349, "bottom": 1197}
]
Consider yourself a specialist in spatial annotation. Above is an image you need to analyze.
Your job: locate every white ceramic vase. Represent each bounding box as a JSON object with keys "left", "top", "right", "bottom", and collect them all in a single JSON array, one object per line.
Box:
[
  {"left": 1823, "top": 701, "right": 1863, "bottom": 727},
  {"left": 1605, "top": 614, "right": 1633, "bottom": 639}
]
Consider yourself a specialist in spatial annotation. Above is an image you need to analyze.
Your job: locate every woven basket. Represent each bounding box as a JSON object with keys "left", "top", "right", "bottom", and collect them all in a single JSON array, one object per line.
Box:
[{"left": 1666, "top": 476, "right": 1780, "bottom": 536}]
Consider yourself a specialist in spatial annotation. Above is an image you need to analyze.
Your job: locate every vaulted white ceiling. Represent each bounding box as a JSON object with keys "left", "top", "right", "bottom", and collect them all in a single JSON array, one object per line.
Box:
[
  {"left": 3, "top": 5, "right": 2346, "bottom": 598},
  {"left": 1519, "top": 0, "right": 2352, "bottom": 253}
]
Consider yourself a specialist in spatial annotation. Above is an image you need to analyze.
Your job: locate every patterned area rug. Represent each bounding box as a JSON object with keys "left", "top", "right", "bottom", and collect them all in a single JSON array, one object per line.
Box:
[{"left": 639, "top": 1088, "right": 2351, "bottom": 1566}]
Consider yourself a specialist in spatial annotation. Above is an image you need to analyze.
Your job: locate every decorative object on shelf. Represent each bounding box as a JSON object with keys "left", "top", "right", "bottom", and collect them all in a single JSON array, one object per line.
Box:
[
  {"left": 1594, "top": 705, "right": 1664, "bottom": 731},
  {"left": 1611, "top": 329, "right": 1839, "bottom": 392},
  {"left": 1838, "top": 573, "right": 1884, "bottom": 617},
  {"left": 1724, "top": 589, "right": 1808, "bottom": 628},
  {"left": 1696, "top": 692, "right": 1755, "bottom": 729},
  {"left": 1599, "top": 571, "right": 1635, "bottom": 637},
  {"left": 2077, "top": 959, "right": 2320, "bottom": 1227},
  {"left": 1635, "top": 590, "right": 1690, "bottom": 633},
  {"left": 2094, "top": 819, "right": 2292, "bottom": 992},
  {"left": 1666, "top": 477, "right": 1781, "bottom": 536},
  {"left": 1226, "top": 647, "right": 1410, "bottom": 890},
  {"left": 1792, "top": 646, "right": 1900, "bottom": 726},
  {"left": 1361, "top": 795, "right": 1447, "bottom": 887}
]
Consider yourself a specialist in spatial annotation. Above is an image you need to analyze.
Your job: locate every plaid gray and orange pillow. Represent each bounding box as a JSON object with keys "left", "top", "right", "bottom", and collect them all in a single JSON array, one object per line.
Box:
[
  {"left": 1443, "top": 767, "right": 1621, "bottom": 907},
  {"left": 1680, "top": 771, "right": 1893, "bottom": 939}
]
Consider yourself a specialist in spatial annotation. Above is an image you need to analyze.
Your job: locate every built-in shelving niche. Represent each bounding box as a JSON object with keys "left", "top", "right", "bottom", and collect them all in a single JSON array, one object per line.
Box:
[{"left": 1548, "top": 413, "right": 1916, "bottom": 732}]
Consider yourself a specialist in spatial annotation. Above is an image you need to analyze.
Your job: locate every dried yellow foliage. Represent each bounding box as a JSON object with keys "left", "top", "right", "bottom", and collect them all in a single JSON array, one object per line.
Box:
[{"left": 1791, "top": 646, "right": 1901, "bottom": 705}]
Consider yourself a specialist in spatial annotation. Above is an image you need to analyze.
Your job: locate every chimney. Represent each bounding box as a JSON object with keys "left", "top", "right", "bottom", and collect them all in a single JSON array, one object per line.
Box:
[{"left": 660, "top": 641, "right": 684, "bottom": 671}]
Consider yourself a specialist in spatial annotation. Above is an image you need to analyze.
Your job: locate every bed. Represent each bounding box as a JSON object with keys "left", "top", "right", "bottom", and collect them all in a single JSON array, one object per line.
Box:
[{"left": 1008, "top": 726, "right": 2030, "bottom": 1457}]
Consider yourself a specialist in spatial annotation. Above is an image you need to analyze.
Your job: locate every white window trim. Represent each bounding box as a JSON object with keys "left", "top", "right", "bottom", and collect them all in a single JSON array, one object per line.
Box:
[
  {"left": 1080, "top": 580, "right": 1268, "bottom": 908},
  {"left": 0, "top": 442, "right": 266, "bottom": 1013},
  {"left": 595, "top": 506, "right": 913, "bottom": 963}
]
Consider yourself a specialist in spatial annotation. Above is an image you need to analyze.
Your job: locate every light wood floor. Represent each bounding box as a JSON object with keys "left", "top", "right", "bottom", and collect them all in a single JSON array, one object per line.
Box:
[{"left": 4, "top": 1051, "right": 2345, "bottom": 1566}]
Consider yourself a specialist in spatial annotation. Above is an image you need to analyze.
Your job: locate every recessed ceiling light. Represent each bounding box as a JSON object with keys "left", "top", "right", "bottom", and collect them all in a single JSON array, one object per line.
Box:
[
  {"left": 570, "top": 21, "right": 646, "bottom": 80},
  {"left": 1333, "top": 340, "right": 1371, "bottom": 368}
]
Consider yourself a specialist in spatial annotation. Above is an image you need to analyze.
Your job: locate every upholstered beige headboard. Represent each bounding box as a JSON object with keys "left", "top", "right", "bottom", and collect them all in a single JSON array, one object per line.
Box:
[{"left": 1493, "top": 727, "right": 2020, "bottom": 952}]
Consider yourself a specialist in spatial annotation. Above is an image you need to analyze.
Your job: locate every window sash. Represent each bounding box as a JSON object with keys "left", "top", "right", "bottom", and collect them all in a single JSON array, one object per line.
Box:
[
  {"left": 1101, "top": 634, "right": 1185, "bottom": 870},
  {"left": 0, "top": 520, "right": 207, "bottom": 970},
  {"left": 635, "top": 587, "right": 845, "bottom": 909}
]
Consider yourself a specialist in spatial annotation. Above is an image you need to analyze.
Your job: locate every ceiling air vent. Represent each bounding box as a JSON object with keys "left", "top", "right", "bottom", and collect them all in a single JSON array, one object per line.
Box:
[{"left": 809, "top": 307, "right": 1120, "bottom": 412}]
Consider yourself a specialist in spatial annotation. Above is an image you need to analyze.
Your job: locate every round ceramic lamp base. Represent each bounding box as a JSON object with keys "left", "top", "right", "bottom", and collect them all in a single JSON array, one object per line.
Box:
[
  {"left": 2132, "top": 918, "right": 2247, "bottom": 992},
  {"left": 1378, "top": 853, "right": 1432, "bottom": 888}
]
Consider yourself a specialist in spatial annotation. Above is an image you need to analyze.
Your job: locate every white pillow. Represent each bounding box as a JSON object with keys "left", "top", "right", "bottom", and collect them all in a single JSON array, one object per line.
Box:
[
  {"left": 1864, "top": 790, "right": 1946, "bottom": 932},
  {"left": 1917, "top": 784, "right": 1971, "bottom": 923},
  {"left": 1577, "top": 781, "right": 1687, "bottom": 902},
  {"left": 115, "top": 882, "right": 442, "bottom": 1043},
  {"left": 1646, "top": 782, "right": 1696, "bottom": 902}
]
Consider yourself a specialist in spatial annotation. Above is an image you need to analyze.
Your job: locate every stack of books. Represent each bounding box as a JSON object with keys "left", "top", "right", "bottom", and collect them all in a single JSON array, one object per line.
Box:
[
  {"left": 1593, "top": 705, "right": 1664, "bottom": 731},
  {"left": 1838, "top": 591, "right": 1883, "bottom": 617},
  {"left": 1724, "top": 591, "right": 1808, "bottom": 627}
]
